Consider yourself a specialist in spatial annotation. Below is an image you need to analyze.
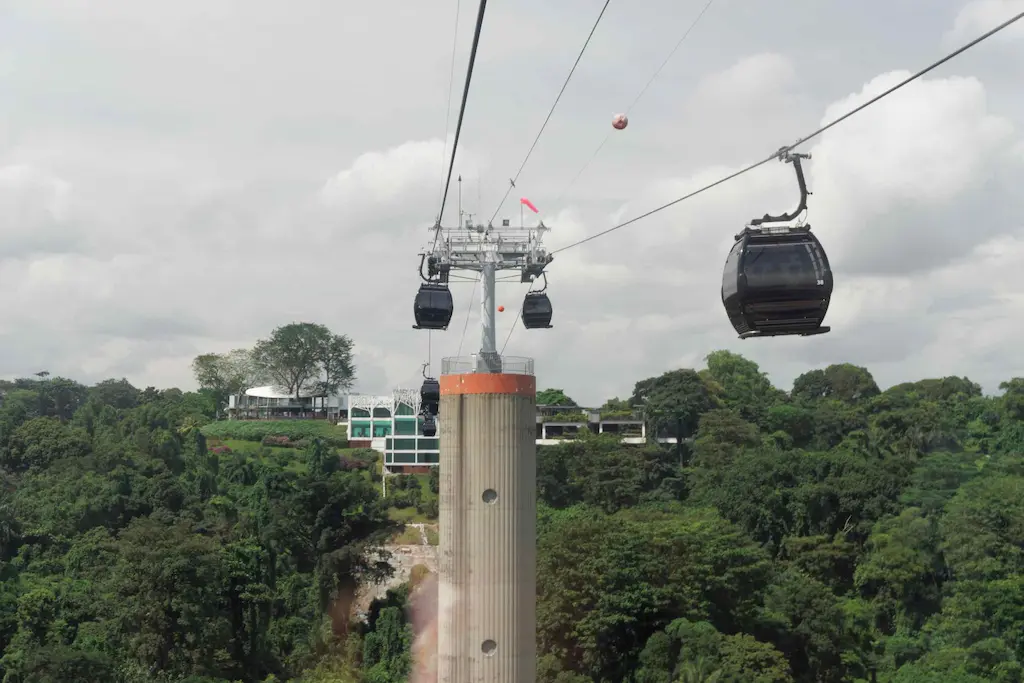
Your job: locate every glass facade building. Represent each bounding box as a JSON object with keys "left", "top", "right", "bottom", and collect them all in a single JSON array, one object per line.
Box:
[{"left": 347, "top": 390, "right": 439, "bottom": 469}]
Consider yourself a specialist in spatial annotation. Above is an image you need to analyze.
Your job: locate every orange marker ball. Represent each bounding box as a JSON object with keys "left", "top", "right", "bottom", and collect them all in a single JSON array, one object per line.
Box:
[{"left": 497, "top": 305, "right": 505, "bottom": 312}]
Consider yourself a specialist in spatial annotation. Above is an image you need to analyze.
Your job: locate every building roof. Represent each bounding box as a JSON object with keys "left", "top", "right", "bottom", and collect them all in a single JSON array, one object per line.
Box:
[{"left": 245, "top": 385, "right": 292, "bottom": 399}]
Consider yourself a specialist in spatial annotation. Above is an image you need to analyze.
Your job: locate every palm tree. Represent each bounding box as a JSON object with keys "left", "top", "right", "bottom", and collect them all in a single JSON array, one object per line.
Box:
[{"left": 677, "top": 657, "right": 723, "bottom": 683}]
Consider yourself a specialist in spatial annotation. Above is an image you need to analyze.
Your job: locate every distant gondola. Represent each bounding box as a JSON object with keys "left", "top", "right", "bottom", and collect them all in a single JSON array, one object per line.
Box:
[
  {"left": 521, "top": 291, "right": 553, "bottom": 330},
  {"left": 420, "top": 377, "right": 440, "bottom": 414},
  {"left": 413, "top": 282, "right": 454, "bottom": 330},
  {"left": 721, "top": 150, "right": 833, "bottom": 339},
  {"left": 421, "top": 413, "right": 437, "bottom": 437}
]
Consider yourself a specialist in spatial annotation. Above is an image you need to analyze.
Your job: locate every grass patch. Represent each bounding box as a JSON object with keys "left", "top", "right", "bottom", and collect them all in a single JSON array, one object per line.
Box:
[
  {"left": 387, "top": 507, "right": 430, "bottom": 523},
  {"left": 210, "top": 438, "right": 308, "bottom": 474},
  {"left": 390, "top": 526, "right": 424, "bottom": 545},
  {"left": 383, "top": 472, "right": 438, "bottom": 523},
  {"left": 201, "top": 419, "right": 348, "bottom": 446},
  {"left": 426, "top": 526, "right": 439, "bottom": 545}
]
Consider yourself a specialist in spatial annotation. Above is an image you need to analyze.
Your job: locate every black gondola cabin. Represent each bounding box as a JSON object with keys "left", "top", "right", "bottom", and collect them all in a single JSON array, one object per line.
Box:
[
  {"left": 420, "top": 378, "right": 440, "bottom": 414},
  {"left": 421, "top": 413, "right": 437, "bottom": 437},
  {"left": 721, "top": 226, "right": 833, "bottom": 339},
  {"left": 521, "top": 291, "right": 553, "bottom": 329},
  {"left": 413, "top": 283, "right": 454, "bottom": 330}
]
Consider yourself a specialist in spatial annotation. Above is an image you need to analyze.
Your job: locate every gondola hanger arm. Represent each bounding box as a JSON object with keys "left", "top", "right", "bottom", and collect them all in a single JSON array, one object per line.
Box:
[{"left": 749, "top": 149, "right": 812, "bottom": 226}]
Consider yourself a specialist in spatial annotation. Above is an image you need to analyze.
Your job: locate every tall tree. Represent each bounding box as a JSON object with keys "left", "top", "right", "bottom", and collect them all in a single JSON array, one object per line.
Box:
[
  {"left": 313, "top": 333, "right": 356, "bottom": 399},
  {"left": 252, "top": 323, "right": 355, "bottom": 402},
  {"left": 702, "top": 350, "right": 784, "bottom": 426},
  {"left": 632, "top": 369, "right": 717, "bottom": 462},
  {"left": 191, "top": 349, "right": 261, "bottom": 395},
  {"left": 792, "top": 364, "right": 880, "bottom": 404},
  {"left": 191, "top": 348, "right": 262, "bottom": 414},
  {"left": 88, "top": 378, "right": 141, "bottom": 410}
]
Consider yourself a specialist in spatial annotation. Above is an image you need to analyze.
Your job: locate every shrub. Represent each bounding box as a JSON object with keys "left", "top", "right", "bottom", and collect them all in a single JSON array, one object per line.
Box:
[
  {"left": 339, "top": 455, "right": 370, "bottom": 471},
  {"left": 417, "top": 499, "right": 439, "bottom": 519},
  {"left": 409, "top": 564, "right": 432, "bottom": 588},
  {"left": 389, "top": 488, "right": 422, "bottom": 510},
  {"left": 345, "top": 448, "right": 380, "bottom": 464},
  {"left": 201, "top": 420, "right": 348, "bottom": 447},
  {"left": 210, "top": 446, "right": 233, "bottom": 455},
  {"left": 391, "top": 474, "right": 421, "bottom": 491}
]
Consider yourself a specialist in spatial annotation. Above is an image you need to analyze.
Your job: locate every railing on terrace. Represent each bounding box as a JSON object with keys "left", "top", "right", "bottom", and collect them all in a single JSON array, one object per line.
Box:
[
  {"left": 441, "top": 355, "right": 534, "bottom": 376},
  {"left": 536, "top": 404, "right": 645, "bottom": 422},
  {"left": 230, "top": 415, "right": 340, "bottom": 421}
]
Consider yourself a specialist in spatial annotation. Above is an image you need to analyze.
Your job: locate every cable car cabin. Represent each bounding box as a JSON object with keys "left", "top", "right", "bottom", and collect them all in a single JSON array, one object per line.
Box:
[
  {"left": 521, "top": 292, "right": 553, "bottom": 329},
  {"left": 721, "top": 226, "right": 833, "bottom": 339},
  {"left": 421, "top": 413, "right": 437, "bottom": 437},
  {"left": 413, "top": 283, "right": 454, "bottom": 330},
  {"left": 420, "top": 378, "right": 440, "bottom": 413}
]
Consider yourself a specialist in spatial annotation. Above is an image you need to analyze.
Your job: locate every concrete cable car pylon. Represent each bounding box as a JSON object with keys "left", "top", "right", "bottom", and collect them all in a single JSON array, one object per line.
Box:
[{"left": 414, "top": 215, "right": 553, "bottom": 681}]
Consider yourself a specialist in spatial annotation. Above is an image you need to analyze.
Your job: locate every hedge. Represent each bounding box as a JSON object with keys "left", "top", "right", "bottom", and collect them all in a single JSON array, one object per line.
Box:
[{"left": 200, "top": 420, "right": 348, "bottom": 447}]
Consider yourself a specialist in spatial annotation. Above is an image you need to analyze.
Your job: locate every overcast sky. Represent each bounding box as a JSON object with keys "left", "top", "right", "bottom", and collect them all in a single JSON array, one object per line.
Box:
[{"left": 1, "top": 0, "right": 1022, "bottom": 405}]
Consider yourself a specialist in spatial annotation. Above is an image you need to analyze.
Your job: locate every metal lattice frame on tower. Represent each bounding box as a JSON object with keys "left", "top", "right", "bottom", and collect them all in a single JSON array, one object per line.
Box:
[{"left": 417, "top": 216, "right": 554, "bottom": 372}]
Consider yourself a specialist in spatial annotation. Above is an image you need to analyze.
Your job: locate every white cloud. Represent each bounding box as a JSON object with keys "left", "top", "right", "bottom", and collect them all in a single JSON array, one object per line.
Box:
[
  {"left": 692, "top": 53, "right": 798, "bottom": 107},
  {"left": 947, "top": 0, "right": 1024, "bottom": 44},
  {"left": 0, "top": 1, "right": 1021, "bottom": 405}
]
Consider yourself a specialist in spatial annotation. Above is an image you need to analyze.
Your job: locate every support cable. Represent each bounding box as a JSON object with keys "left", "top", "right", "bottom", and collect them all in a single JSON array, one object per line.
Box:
[
  {"left": 436, "top": 0, "right": 463, "bottom": 207},
  {"left": 437, "top": 0, "right": 489, "bottom": 232},
  {"left": 488, "top": 0, "right": 614, "bottom": 225},
  {"left": 428, "top": 0, "right": 462, "bottom": 376},
  {"left": 550, "top": 9, "right": 1024, "bottom": 255},
  {"left": 553, "top": 0, "right": 717, "bottom": 206}
]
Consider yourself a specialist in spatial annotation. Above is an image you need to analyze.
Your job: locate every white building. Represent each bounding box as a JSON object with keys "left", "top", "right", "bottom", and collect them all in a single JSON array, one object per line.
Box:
[
  {"left": 345, "top": 390, "right": 439, "bottom": 473},
  {"left": 227, "top": 385, "right": 345, "bottom": 421}
]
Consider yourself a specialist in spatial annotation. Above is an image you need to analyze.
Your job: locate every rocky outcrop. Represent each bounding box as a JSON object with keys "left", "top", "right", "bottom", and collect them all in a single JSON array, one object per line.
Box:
[{"left": 354, "top": 523, "right": 439, "bottom": 616}]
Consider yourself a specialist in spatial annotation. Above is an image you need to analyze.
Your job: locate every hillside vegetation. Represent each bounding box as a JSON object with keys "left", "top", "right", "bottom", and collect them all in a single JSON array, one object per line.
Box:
[
  {"left": 201, "top": 419, "right": 349, "bottom": 447},
  {"left": 0, "top": 351, "right": 1020, "bottom": 683}
]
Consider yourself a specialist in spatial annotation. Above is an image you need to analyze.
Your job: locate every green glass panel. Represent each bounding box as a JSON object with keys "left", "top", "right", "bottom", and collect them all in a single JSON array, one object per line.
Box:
[{"left": 394, "top": 419, "right": 417, "bottom": 436}]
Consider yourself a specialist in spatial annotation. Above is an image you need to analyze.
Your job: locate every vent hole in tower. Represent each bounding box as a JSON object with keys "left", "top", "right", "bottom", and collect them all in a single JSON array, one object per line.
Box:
[
  {"left": 482, "top": 639, "right": 497, "bottom": 656},
  {"left": 482, "top": 488, "right": 498, "bottom": 504}
]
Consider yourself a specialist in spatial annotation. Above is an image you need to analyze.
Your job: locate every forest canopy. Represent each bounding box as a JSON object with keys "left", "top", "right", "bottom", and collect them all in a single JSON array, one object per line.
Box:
[{"left": 0, "top": 347, "right": 1020, "bottom": 683}]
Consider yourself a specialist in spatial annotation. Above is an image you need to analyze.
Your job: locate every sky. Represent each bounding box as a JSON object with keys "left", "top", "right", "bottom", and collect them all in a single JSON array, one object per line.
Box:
[{"left": 0, "top": 0, "right": 1023, "bottom": 406}]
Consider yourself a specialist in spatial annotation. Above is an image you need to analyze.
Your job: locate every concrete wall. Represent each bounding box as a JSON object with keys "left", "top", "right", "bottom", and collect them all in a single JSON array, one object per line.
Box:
[{"left": 437, "top": 373, "right": 537, "bottom": 683}]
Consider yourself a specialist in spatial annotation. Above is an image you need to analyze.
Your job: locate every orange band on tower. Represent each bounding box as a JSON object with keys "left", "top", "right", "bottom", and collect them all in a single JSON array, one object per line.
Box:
[{"left": 440, "top": 373, "right": 536, "bottom": 397}]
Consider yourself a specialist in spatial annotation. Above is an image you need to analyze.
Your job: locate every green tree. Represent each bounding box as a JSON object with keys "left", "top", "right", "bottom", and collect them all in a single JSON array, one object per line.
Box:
[
  {"left": 363, "top": 606, "right": 412, "bottom": 682},
  {"left": 792, "top": 364, "right": 880, "bottom": 404},
  {"left": 632, "top": 368, "right": 717, "bottom": 464},
  {"left": 702, "top": 351, "right": 783, "bottom": 426},
  {"left": 537, "top": 388, "right": 578, "bottom": 406},
  {"left": 252, "top": 323, "right": 355, "bottom": 402},
  {"left": 88, "top": 378, "right": 141, "bottom": 410},
  {"left": 191, "top": 348, "right": 262, "bottom": 413}
]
